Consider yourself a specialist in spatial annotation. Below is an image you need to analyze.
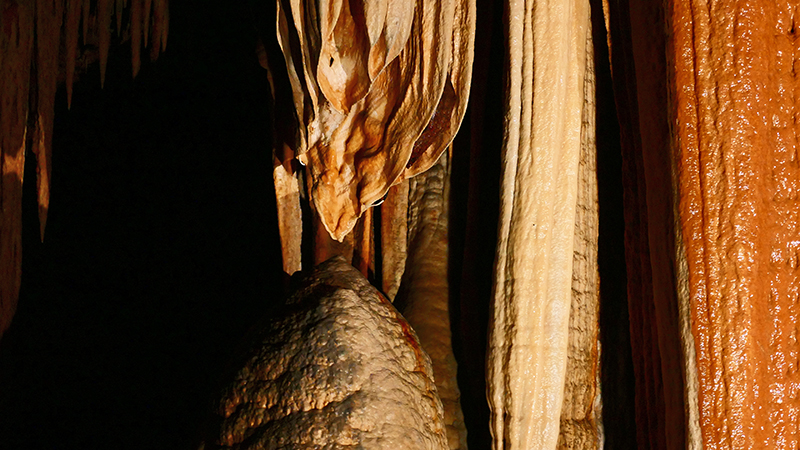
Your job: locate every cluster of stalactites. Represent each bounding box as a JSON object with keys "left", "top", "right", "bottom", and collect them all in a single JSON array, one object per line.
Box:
[
  {"left": 275, "top": 0, "right": 475, "bottom": 241},
  {"left": 0, "top": 0, "right": 169, "bottom": 340}
]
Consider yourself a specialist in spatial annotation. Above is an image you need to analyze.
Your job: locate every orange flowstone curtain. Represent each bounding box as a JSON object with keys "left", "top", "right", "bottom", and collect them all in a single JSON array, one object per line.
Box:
[{"left": 672, "top": 0, "right": 800, "bottom": 447}]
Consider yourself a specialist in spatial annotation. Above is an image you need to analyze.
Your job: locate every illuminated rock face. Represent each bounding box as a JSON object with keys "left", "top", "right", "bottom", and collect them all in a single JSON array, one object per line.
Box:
[
  {"left": 485, "top": 0, "right": 595, "bottom": 448},
  {"left": 199, "top": 257, "right": 448, "bottom": 450},
  {"left": 274, "top": 0, "right": 475, "bottom": 242},
  {"left": 671, "top": 0, "right": 800, "bottom": 447}
]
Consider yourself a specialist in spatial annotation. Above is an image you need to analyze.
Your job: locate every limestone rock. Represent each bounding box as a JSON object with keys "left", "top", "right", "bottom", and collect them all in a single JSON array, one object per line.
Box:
[{"left": 200, "top": 257, "right": 448, "bottom": 450}]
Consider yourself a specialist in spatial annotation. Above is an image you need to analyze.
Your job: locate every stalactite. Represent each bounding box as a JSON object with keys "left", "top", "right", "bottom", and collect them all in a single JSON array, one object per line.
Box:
[
  {"left": 352, "top": 208, "right": 372, "bottom": 277},
  {"left": 149, "top": 0, "right": 163, "bottom": 61},
  {"left": 556, "top": 25, "right": 602, "bottom": 449},
  {"left": 142, "top": 0, "right": 150, "bottom": 48},
  {"left": 380, "top": 180, "right": 408, "bottom": 301},
  {"left": 114, "top": 0, "right": 122, "bottom": 36},
  {"left": 486, "top": 0, "right": 592, "bottom": 448},
  {"left": 82, "top": 0, "right": 89, "bottom": 45},
  {"left": 160, "top": 0, "right": 167, "bottom": 52},
  {"left": 0, "top": 0, "right": 34, "bottom": 339},
  {"left": 65, "top": 0, "right": 81, "bottom": 108},
  {"left": 97, "top": 0, "right": 110, "bottom": 87},
  {"left": 33, "top": 0, "right": 65, "bottom": 240},
  {"left": 276, "top": 0, "right": 476, "bottom": 242},
  {"left": 0, "top": 0, "right": 170, "bottom": 340},
  {"left": 273, "top": 160, "right": 303, "bottom": 275},
  {"left": 130, "top": 0, "right": 141, "bottom": 78}
]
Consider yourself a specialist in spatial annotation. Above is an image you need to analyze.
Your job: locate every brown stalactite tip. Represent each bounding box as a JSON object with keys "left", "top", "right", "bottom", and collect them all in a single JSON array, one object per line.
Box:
[
  {"left": 34, "top": 0, "right": 64, "bottom": 241},
  {"left": 82, "top": 0, "right": 90, "bottom": 45},
  {"left": 149, "top": 0, "right": 163, "bottom": 61},
  {"left": 131, "top": 0, "right": 141, "bottom": 78},
  {"left": 143, "top": 0, "right": 151, "bottom": 48},
  {"left": 65, "top": 0, "right": 80, "bottom": 108},
  {"left": 161, "top": 1, "right": 167, "bottom": 51},
  {"left": 380, "top": 180, "right": 408, "bottom": 301},
  {"left": 98, "top": 0, "right": 110, "bottom": 87},
  {"left": 115, "top": 0, "right": 123, "bottom": 36}
]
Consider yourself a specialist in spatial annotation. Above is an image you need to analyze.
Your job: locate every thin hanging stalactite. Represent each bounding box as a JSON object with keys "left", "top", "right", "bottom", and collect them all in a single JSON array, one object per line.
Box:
[
  {"left": 0, "top": 0, "right": 170, "bottom": 340},
  {"left": 33, "top": 0, "right": 64, "bottom": 240},
  {"left": 0, "top": 0, "right": 34, "bottom": 340}
]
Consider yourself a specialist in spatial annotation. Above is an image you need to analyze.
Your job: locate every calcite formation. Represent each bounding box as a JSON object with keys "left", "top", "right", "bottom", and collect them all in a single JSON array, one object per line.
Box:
[
  {"left": 486, "top": 0, "right": 593, "bottom": 448},
  {"left": 199, "top": 257, "right": 448, "bottom": 450},
  {"left": 671, "top": 0, "right": 800, "bottom": 447},
  {"left": 395, "top": 152, "right": 468, "bottom": 449},
  {"left": 0, "top": 0, "right": 170, "bottom": 339},
  {"left": 557, "top": 30, "right": 602, "bottom": 449},
  {"left": 273, "top": 0, "right": 475, "bottom": 242}
]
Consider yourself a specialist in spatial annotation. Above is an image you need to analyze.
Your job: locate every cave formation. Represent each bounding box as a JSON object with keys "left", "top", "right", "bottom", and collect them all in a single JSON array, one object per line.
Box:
[{"left": 2, "top": 0, "right": 800, "bottom": 449}]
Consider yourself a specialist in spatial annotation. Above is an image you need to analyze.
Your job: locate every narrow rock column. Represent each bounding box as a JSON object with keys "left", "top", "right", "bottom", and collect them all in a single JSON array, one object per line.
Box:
[
  {"left": 671, "top": 0, "right": 800, "bottom": 447},
  {"left": 486, "top": 0, "right": 592, "bottom": 448},
  {"left": 396, "top": 152, "right": 468, "bottom": 449},
  {"left": 557, "top": 27, "right": 602, "bottom": 449}
]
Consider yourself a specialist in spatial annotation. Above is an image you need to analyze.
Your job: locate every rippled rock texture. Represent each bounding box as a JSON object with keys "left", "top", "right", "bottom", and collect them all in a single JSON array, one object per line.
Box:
[{"left": 199, "top": 257, "right": 448, "bottom": 450}]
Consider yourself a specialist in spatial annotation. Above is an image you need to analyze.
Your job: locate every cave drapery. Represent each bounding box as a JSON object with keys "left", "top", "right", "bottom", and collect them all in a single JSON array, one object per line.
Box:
[{"left": 2, "top": 0, "right": 800, "bottom": 449}]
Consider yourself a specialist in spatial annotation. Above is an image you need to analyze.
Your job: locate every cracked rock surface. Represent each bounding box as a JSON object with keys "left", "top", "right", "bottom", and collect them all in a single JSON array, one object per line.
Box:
[{"left": 199, "top": 257, "right": 448, "bottom": 450}]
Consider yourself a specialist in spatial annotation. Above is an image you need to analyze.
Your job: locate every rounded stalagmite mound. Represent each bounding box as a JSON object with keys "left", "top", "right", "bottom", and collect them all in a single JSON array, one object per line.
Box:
[{"left": 199, "top": 256, "right": 448, "bottom": 450}]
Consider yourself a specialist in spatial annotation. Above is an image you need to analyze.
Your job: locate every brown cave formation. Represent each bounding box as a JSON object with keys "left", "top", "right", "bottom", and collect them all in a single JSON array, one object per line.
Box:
[
  {"left": 3, "top": 0, "right": 800, "bottom": 449},
  {"left": 0, "top": 0, "right": 169, "bottom": 340}
]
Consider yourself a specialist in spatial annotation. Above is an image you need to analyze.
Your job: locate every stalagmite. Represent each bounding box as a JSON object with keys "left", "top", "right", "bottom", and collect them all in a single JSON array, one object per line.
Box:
[
  {"left": 199, "top": 257, "right": 448, "bottom": 450},
  {"left": 396, "top": 152, "right": 467, "bottom": 449},
  {"left": 0, "top": 0, "right": 34, "bottom": 339},
  {"left": 486, "top": 0, "right": 591, "bottom": 448},
  {"left": 671, "top": 0, "right": 800, "bottom": 447},
  {"left": 276, "top": 0, "right": 475, "bottom": 241},
  {"left": 557, "top": 27, "right": 602, "bottom": 449},
  {"left": 33, "top": 0, "right": 64, "bottom": 241}
]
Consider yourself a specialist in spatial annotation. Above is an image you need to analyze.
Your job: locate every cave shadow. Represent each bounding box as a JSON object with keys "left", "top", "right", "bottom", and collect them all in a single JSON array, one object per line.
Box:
[{"left": 0, "top": 2, "right": 284, "bottom": 449}]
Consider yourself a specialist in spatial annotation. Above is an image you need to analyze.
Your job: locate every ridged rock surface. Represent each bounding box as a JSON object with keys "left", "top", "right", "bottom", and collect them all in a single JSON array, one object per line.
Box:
[
  {"left": 199, "top": 257, "right": 448, "bottom": 450},
  {"left": 486, "top": 0, "right": 592, "bottom": 448},
  {"left": 672, "top": 0, "right": 800, "bottom": 447}
]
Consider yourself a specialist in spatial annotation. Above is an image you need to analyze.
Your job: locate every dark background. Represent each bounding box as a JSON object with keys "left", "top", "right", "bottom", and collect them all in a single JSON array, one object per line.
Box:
[{"left": 0, "top": 2, "right": 284, "bottom": 448}]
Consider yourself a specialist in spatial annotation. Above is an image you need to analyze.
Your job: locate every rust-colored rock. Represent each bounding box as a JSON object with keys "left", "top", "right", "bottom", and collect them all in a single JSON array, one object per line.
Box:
[
  {"left": 671, "top": 0, "right": 800, "bottom": 447},
  {"left": 199, "top": 257, "right": 448, "bottom": 449}
]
